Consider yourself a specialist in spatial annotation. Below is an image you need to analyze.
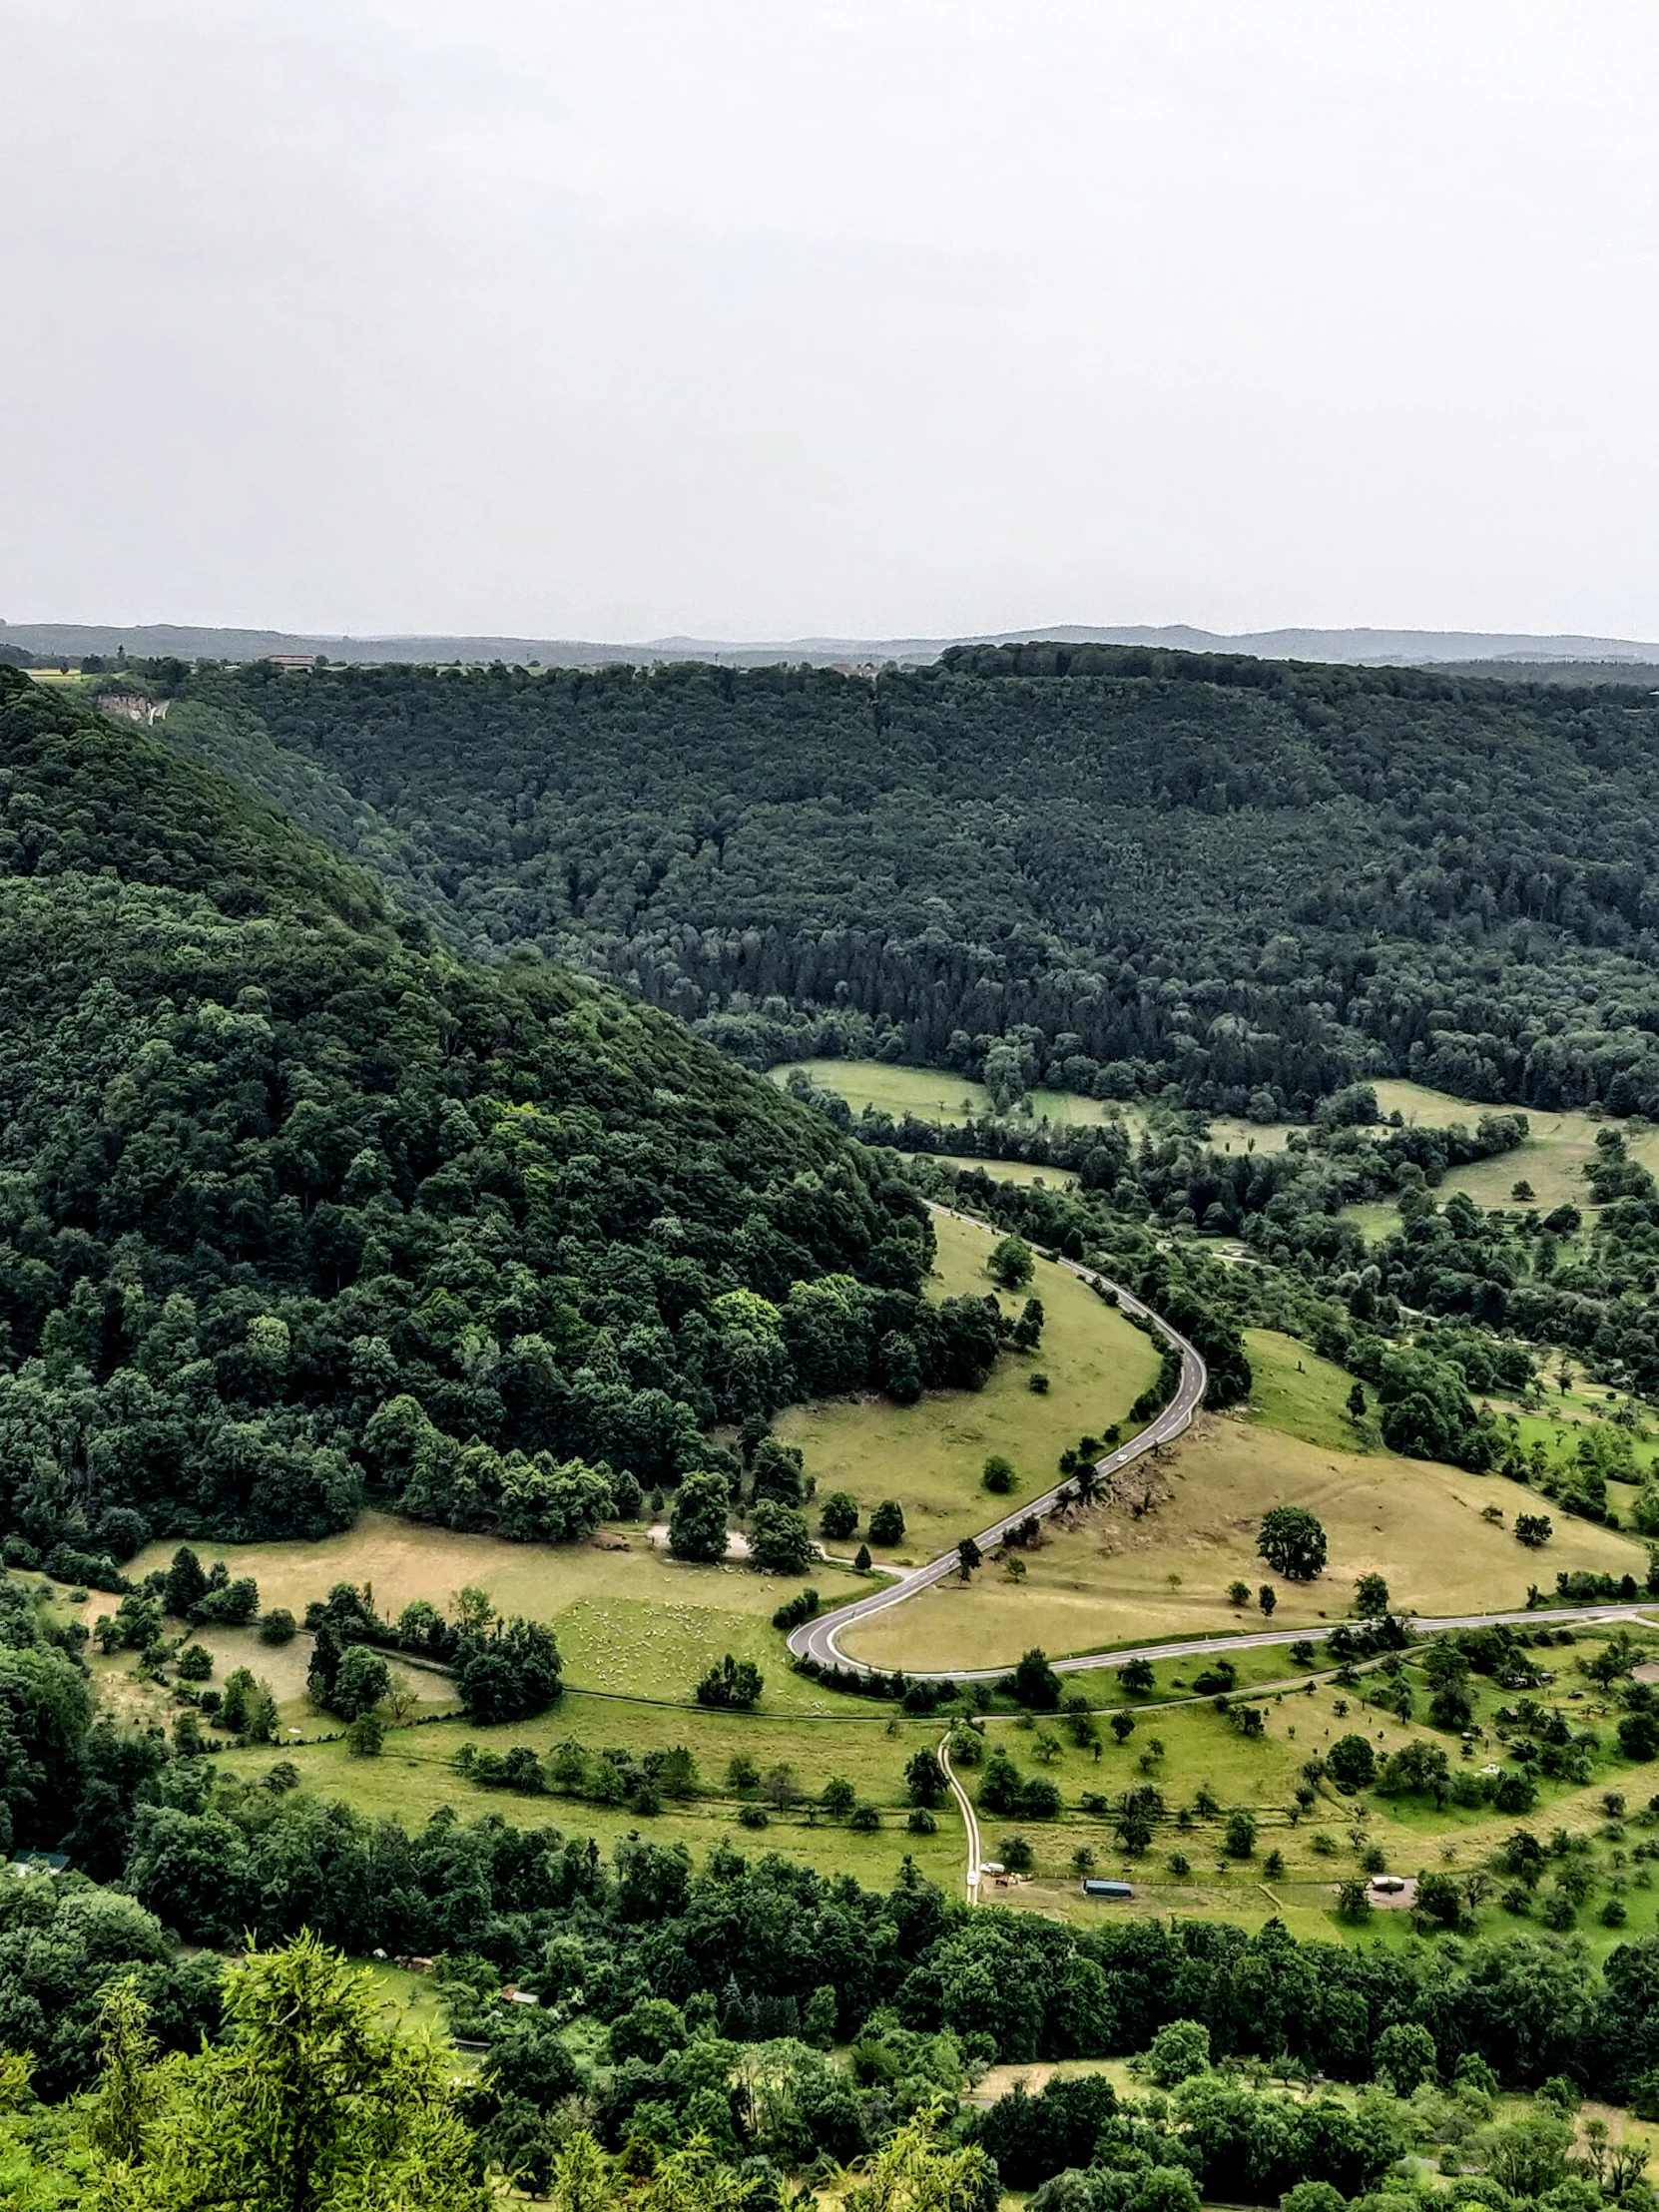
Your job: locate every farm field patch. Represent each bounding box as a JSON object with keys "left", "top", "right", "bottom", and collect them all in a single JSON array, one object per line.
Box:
[
  {"left": 129, "top": 1512, "right": 864, "bottom": 1706},
  {"left": 770, "top": 1057, "right": 1123, "bottom": 1130}
]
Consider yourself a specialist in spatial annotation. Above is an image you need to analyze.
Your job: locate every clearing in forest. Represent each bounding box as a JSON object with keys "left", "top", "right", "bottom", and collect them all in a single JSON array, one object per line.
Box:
[{"left": 769, "top": 1057, "right": 1125, "bottom": 1129}]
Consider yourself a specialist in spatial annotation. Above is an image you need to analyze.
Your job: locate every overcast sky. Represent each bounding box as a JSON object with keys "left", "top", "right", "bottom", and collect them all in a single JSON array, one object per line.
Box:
[{"left": 5, "top": 1, "right": 1658, "bottom": 642}]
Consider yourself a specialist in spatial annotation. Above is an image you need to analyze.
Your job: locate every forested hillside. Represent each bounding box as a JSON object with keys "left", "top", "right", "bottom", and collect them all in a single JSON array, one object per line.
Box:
[
  {"left": 0, "top": 669, "right": 944, "bottom": 1556},
  {"left": 146, "top": 645, "right": 1659, "bottom": 1118}
]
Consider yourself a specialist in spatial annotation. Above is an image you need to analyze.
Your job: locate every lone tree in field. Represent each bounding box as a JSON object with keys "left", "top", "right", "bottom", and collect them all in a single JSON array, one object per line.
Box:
[
  {"left": 956, "top": 1536, "right": 982, "bottom": 1582},
  {"left": 1355, "top": 1571, "right": 1389, "bottom": 1616},
  {"left": 1007, "top": 1648, "right": 1062, "bottom": 1710},
  {"left": 1328, "top": 1732, "right": 1377, "bottom": 1792},
  {"left": 988, "top": 1235, "right": 1034, "bottom": 1291},
  {"left": 867, "top": 1499, "right": 906, "bottom": 1546},
  {"left": 748, "top": 1501, "right": 814, "bottom": 1575},
  {"left": 668, "top": 1468, "right": 730, "bottom": 1562},
  {"left": 1258, "top": 1506, "right": 1327, "bottom": 1582}
]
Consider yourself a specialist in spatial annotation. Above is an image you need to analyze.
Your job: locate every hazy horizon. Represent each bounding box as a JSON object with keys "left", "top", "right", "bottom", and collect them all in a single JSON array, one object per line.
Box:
[{"left": 7, "top": 4, "right": 1659, "bottom": 642}]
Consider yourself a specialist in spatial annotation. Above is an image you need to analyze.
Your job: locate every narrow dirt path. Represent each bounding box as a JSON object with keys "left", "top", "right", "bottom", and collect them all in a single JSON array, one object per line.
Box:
[{"left": 938, "top": 1728, "right": 982, "bottom": 1907}]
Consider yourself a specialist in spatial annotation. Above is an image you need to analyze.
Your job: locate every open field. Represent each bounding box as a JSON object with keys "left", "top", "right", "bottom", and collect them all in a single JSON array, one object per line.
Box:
[
  {"left": 919, "top": 1154, "right": 1078, "bottom": 1189},
  {"left": 1205, "top": 1117, "right": 1298, "bottom": 1156},
  {"left": 774, "top": 1209, "right": 1163, "bottom": 1562},
  {"left": 212, "top": 1689, "right": 972, "bottom": 1894},
  {"left": 770, "top": 1057, "right": 1122, "bottom": 1129},
  {"left": 199, "top": 1618, "right": 1659, "bottom": 1956},
  {"left": 129, "top": 1513, "right": 866, "bottom": 1710},
  {"left": 842, "top": 1329, "right": 1648, "bottom": 1672},
  {"left": 963, "top": 1622, "right": 1659, "bottom": 1953}
]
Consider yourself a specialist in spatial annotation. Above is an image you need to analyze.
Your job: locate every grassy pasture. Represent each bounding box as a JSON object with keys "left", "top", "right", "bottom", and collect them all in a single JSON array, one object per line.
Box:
[
  {"left": 1205, "top": 1118, "right": 1298, "bottom": 1156},
  {"left": 1204, "top": 1075, "right": 1659, "bottom": 1238},
  {"left": 129, "top": 1513, "right": 865, "bottom": 1709},
  {"left": 214, "top": 1690, "right": 971, "bottom": 1894},
  {"left": 769, "top": 1057, "right": 1121, "bottom": 1130},
  {"left": 774, "top": 1209, "right": 1163, "bottom": 1563},
  {"left": 917, "top": 1154, "right": 1078, "bottom": 1189},
  {"left": 949, "top": 1627, "right": 1659, "bottom": 1947},
  {"left": 221, "top": 1622, "right": 1659, "bottom": 1951},
  {"left": 841, "top": 1329, "right": 1648, "bottom": 1672}
]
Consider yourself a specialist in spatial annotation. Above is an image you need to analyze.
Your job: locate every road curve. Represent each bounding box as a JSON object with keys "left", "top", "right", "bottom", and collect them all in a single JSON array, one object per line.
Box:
[
  {"left": 938, "top": 1729, "right": 982, "bottom": 1907},
  {"left": 788, "top": 1214, "right": 1209, "bottom": 1677}
]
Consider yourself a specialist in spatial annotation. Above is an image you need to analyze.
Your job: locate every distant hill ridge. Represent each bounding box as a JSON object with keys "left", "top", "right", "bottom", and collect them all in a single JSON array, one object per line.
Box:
[{"left": 7, "top": 616, "right": 1659, "bottom": 670}]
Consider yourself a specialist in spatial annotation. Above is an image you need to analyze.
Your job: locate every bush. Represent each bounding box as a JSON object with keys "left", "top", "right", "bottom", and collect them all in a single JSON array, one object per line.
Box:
[
  {"left": 258, "top": 1609, "right": 297, "bottom": 1646},
  {"left": 344, "top": 1709, "right": 385, "bottom": 1757},
  {"left": 1000, "top": 1834, "right": 1034, "bottom": 1871},
  {"left": 982, "top": 1455, "right": 1018, "bottom": 1495},
  {"left": 176, "top": 1644, "right": 213, "bottom": 1682},
  {"left": 738, "top": 1803, "right": 769, "bottom": 1830},
  {"left": 609, "top": 1467, "right": 644, "bottom": 1521},
  {"left": 849, "top": 1804, "right": 880, "bottom": 1832},
  {"left": 771, "top": 1588, "right": 821, "bottom": 1633},
  {"left": 696, "top": 1655, "right": 763, "bottom": 1710},
  {"left": 1282, "top": 2186, "right": 1348, "bottom": 2212},
  {"left": 906, "top": 1807, "right": 937, "bottom": 1835}
]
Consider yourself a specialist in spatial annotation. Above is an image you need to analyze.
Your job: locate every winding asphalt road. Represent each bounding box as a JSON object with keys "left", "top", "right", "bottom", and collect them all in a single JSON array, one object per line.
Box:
[
  {"left": 787, "top": 1212, "right": 1658, "bottom": 1687},
  {"left": 787, "top": 1225, "right": 1209, "bottom": 1678}
]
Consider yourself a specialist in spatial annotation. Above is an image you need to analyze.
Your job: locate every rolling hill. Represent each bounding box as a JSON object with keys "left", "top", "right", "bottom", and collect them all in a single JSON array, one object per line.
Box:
[
  {"left": 134, "top": 644, "right": 1659, "bottom": 1121},
  {"left": 0, "top": 667, "right": 936, "bottom": 1552}
]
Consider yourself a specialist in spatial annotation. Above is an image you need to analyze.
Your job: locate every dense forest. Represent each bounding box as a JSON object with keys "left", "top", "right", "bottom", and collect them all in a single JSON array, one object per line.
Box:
[
  {"left": 17, "top": 1860, "right": 1659, "bottom": 2209},
  {"left": 0, "top": 668, "right": 992, "bottom": 1559},
  {"left": 133, "top": 646, "right": 1659, "bottom": 1118}
]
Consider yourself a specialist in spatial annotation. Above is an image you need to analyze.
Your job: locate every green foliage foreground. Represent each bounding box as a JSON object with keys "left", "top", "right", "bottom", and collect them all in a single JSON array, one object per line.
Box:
[
  {"left": 7, "top": 1897, "right": 1659, "bottom": 2212},
  {"left": 0, "top": 1930, "right": 996, "bottom": 2212}
]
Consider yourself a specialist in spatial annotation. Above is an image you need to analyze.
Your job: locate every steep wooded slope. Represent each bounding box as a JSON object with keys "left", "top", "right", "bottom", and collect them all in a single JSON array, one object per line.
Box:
[
  {"left": 154, "top": 646, "right": 1659, "bottom": 1117},
  {"left": 0, "top": 669, "right": 933, "bottom": 1550}
]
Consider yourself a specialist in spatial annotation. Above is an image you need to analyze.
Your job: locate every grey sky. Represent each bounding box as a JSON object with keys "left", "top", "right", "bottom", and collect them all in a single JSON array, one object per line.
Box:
[{"left": 4, "top": 1, "right": 1658, "bottom": 641}]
